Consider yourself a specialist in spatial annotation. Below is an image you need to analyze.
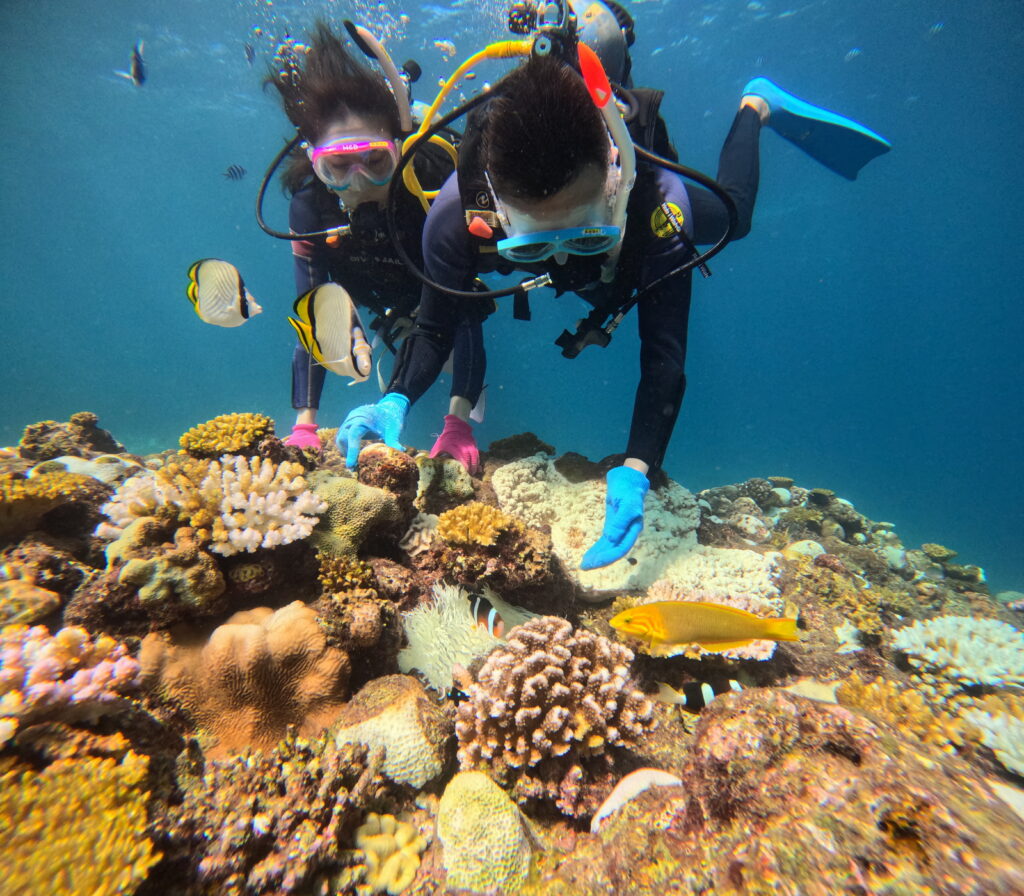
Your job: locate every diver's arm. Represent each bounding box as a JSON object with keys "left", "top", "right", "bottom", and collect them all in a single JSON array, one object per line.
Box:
[{"left": 387, "top": 174, "right": 481, "bottom": 405}]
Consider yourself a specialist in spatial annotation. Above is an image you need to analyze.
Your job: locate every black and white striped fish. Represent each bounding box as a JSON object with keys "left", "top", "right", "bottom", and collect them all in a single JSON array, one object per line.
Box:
[
  {"left": 656, "top": 679, "right": 743, "bottom": 713},
  {"left": 223, "top": 164, "right": 247, "bottom": 181}
]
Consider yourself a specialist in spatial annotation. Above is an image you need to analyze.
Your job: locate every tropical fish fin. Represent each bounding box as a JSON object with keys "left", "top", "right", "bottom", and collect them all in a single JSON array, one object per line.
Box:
[
  {"left": 698, "top": 639, "right": 758, "bottom": 653},
  {"left": 763, "top": 617, "right": 800, "bottom": 642}
]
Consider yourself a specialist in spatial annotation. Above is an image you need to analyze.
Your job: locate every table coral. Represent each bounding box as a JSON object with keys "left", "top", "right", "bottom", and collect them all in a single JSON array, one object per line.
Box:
[
  {"left": 0, "top": 751, "right": 158, "bottom": 896},
  {"left": 892, "top": 615, "right": 1024, "bottom": 688},
  {"left": 139, "top": 601, "right": 350, "bottom": 757},
  {"left": 436, "top": 770, "right": 535, "bottom": 894},
  {"left": 17, "top": 411, "right": 125, "bottom": 461},
  {"left": 96, "top": 455, "right": 326, "bottom": 556},
  {"left": 355, "top": 812, "right": 428, "bottom": 895},
  {"left": 455, "top": 615, "right": 656, "bottom": 817},
  {"left": 0, "top": 623, "right": 141, "bottom": 747},
  {"left": 168, "top": 731, "right": 383, "bottom": 895},
  {"left": 178, "top": 412, "right": 274, "bottom": 458},
  {"left": 0, "top": 470, "right": 109, "bottom": 539}
]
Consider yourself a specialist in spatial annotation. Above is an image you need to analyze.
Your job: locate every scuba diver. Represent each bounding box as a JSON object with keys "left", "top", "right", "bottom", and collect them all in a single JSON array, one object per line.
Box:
[
  {"left": 264, "top": 22, "right": 475, "bottom": 450},
  {"left": 336, "top": 0, "right": 890, "bottom": 569}
]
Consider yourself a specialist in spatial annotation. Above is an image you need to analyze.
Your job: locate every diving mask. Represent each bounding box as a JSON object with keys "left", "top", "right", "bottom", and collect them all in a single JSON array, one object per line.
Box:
[{"left": 307, "top": 135, "right": 400, "bottom": 192}]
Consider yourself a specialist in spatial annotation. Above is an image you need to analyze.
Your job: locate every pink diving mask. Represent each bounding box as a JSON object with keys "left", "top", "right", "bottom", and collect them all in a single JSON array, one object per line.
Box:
[{"left": 307, "top": 135, "right": 400, "bottom": 192}]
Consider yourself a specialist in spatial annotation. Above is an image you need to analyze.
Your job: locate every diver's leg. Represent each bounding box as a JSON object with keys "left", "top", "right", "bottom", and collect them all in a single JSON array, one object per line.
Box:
[
  {"left": 286, "top": 344, "right": 327, "bottom": 448},
  {"left": 687, "top": 105, "right": 761, "bottom": 244}
]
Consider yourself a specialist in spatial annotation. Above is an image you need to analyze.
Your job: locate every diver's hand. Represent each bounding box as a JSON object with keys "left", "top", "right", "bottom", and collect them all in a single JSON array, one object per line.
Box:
[
  {"left": 336, "top": 393, "right": 410, "bottom": 468},
  {"left": 429, "top": 415, "right": 480, "bottom": 474},
  {"left": 580, "top": 466, "right": 650, "bottom": 570}
]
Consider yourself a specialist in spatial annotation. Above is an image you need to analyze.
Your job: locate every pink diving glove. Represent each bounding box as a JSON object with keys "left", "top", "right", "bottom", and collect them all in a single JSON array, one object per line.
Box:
[
  {"left": 429, "top": 415, "right": 479, "bottom": 473},
  {"left": 284, "top": 422, "right": 322, "bottom": 450}
]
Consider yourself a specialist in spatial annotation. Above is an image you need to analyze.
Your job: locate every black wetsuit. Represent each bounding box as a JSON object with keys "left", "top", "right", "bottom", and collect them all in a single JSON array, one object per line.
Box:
[{"left": 387, "top": 105, "right": 761, "bottom": 470}]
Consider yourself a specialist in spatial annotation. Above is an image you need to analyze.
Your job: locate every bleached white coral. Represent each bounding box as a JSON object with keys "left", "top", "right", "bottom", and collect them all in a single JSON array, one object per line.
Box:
[
  {"left": 96, "top": 455, "right": 327, "bottom": 557},
  {"left": 961, "top": 708, "right": 1024, "bottom": 776},
  {"left": 398, "top": 583, "right": 535, "bottom": 692},
  {"left": 891, "top": 616, "right": 1024, "bottom": 688}
]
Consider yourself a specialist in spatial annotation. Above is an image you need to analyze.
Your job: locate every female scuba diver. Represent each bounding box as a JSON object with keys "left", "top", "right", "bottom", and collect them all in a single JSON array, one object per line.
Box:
[
  {"left": 335, "top": 1, "right": 889, "bottom": 570},
  {"left": 265, "top": 22, "right": 480, "bottom": 455}
]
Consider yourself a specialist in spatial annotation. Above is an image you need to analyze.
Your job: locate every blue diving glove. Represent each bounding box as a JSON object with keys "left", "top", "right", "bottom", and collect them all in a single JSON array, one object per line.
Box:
[
  {"left": 580, "top": 465, "right": 650, "bottom": 570},
  {"left": 336, "top": 393, "right": 410, "bottom": 468}
]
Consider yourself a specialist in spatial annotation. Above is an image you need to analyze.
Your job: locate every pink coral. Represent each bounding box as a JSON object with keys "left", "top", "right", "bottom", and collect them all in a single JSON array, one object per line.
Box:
[{"left": 0, "top": 624, "right": 141, "bottom": 745}]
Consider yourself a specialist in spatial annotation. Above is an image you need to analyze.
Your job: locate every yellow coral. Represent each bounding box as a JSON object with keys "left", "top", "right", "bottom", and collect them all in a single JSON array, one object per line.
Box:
[
  {"left": 437, "top": 501, "right": 521, "bottom": 547},
  {"left": 836, "top": 673, "right": 976, "bottom": 753},
  {"left": 0, "top": 471, "right": 106, "bottom": 538},
  {"left": 318, "top": 553, "right": 375, "bottom": 594},
  {"left": 355, "top": 812, "right": 427, "bottom": 895},
  {"left": 178, "top": 412, "right": 274, "bottom": 458},
  {"left": 0, "top": 751, "right": 159, "bottom": 895}
]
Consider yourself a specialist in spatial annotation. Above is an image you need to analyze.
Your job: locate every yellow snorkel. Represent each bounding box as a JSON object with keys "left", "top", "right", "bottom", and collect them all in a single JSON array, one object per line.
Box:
[{"left": 402, "top": 40, "right": 534, "bottom": 212}]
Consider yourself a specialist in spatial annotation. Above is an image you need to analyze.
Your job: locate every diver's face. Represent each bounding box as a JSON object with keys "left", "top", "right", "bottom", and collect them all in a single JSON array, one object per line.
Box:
[
  {"left": 500, "top": 163, "right": 609, "bottom": 231},
  {"left": 313, "top": 112, "right": 397, "bottom": 206}
]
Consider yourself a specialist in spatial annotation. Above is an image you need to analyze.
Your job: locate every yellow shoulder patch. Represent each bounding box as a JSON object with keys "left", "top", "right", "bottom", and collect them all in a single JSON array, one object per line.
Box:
[{"left": 650, "top": 202, "right": 686, "bottom": 238}]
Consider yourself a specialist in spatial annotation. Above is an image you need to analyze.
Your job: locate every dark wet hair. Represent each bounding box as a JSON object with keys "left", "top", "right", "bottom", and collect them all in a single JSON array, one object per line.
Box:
[
  {"left": 265, "top": 21, "right": 402, "bottom": 194},
  {"left": 483, "top": 55, "right": 609, "bottom": 202}
]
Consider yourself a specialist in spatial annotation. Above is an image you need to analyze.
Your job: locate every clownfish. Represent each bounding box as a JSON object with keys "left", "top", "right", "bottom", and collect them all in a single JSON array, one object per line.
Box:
[
  {"left": 656, "top": 679, "right": 743, "bottom": 713},
  {"left": 471, "top": 594, "right": 505, "bottom": 637}
]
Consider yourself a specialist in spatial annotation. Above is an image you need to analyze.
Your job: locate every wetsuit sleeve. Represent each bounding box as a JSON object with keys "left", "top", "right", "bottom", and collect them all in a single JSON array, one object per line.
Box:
[
  {"left": 288, "top": 188, "right": 328, "bottom": 410},
  {"left": 387, "top": 173, "right": 483, "bottom": 405}
]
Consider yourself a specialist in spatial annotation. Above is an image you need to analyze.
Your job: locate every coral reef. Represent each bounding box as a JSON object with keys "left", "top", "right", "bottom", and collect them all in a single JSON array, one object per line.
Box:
[
  {"left": 0, "top": 751, "right": 158, "bottom": 895},
  {"left": 589, "top": 767, "right": 683, "bottom": 833},
  {"left": 17, "top": 411, "right": 125, "bottom": 461},
  {"left": 892, "top": 615, "right": 1024, "bottom": 689},
  {"left": 413, "top": 453, "right": 475, "bottom": 514},
  {"left": 962, "top": 694, "right": 1024, "bottom": 776},
  {"left": 167, "top": 731, "right": 383, "bottom": 895},
  {"left": 309, "top": 471, "right": 409, "bottom": 557},
  {"left": 332, "top": 674, "right": 452, "bottom": 788},
  {"left": 437, "top": 501, "right": 519, "bottom": 547},
  {"left": 30, "top": 453, "right": 142, "bottom": 484},
  {"left": 97, "top": 455, "right": 326, "bottom": 556},
  {"left": 0, "top": 561, "right": 61, "bottom": 625},
  {"left": 455, "top": 615, "right": 656, "bottom": 817},
  {"left": 356, "top": 444, "right": 420, "bottom": 514},
  {"left": 0, "top": 624, "right": 141, "bottom": 746},
  {"left": 0, "top": 469, "right": 110, "bottom": 539},
  {"left": 436, "top": 770, "right": 535, "bottom": 894},
  {"left": 140, "top": 602, "right": 350, "bottom": 757},
  {"left": 397, "top": 582, "right": 535, "bottom": 693},
  {"left": 354, "top": 812, "right": 428, "bottom": 895},
  {"left": 179, "top": 412, "right": 275, "bottom": 458}
]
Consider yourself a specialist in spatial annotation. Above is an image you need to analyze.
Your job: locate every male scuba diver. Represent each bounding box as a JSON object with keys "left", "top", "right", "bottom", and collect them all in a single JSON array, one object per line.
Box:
[
  {"left": 336, "top": 0, "right": 890, "bottom": 570},
  {"left": 264, "top": 22, "right": 472, "bottom": 451}
]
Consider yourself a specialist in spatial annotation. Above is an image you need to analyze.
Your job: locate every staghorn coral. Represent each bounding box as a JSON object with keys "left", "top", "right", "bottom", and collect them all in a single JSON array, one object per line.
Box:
[
  {"left": 354, "top": 812, "right": 428, "bottom": 895},
  {"left": 0, "top": 751, "right": 158, "bottom": 896},
  {"left": 140, "top": 601, "right": 350, "bottom": 757},
  {"left": 961, "top": 694, "right": 1024, "bottom": 776},
  {"left": 892, "top": 615, "right": 1024, "bottom": 689},
  {"left": 0, "top": 561, "right": 61, "bottom": 625},
  {"left": 835, "top": 672, "right": 976, "bottom": 754},
  {"left": 178, "top": 412, "right": 274, "bottom": 458},
  {"left": 168, "top": 731, "right": 383, "bottom": 895},
  {"left": 437, "top": 501, "right": 521, "bottom": 547},
  {"left": 97, "top": 454, "right": 326, "bottom": 557},
  {"left": 0, "top": 623, "right": 141, "bottom": 747},
  {"left": 437, "top": 771, "right": 534, "bottom": 894},
  {"left": 17, "top": 411, "right": 125, "bottom": 461},
  {"left": 455, "top": 615, "right": 656, "bottom": 817},
  {"left": 0, "top": 470, "right": 109, "bottom": 539}
]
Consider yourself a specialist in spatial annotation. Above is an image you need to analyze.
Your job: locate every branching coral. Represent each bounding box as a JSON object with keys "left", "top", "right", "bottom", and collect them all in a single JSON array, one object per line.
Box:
[
  {"left": 0, "top": 751, "right": 158, "bottom": 896},
  {"left": 179, "top": 412, "right": 275, "bottom": 458},
  {"left": 96, "top": 455, "right": 326, "bottom": 556},
  {"left": 892, "top": 616, "right": 1024, "bottom": 688},
  {"left": 168, "top": 731, "right": 384, "bottom": 895},
  {"left": 455, "top": 615, "right": 656, "bottom": 817},
  {"left": 437, "top": 501, "right": 521, "bottom": 547},
  {"left": 0, "top": 470, "right": 109, "bottom": 539},
  {"left": 0, "top": 624, "right": 141, "bottom": 747},
  {"left": 140, "top": 601, "right": 350, "bottom": 757},
  {"left": 355, "top": 812, "right": 427, "bottom": 895}
]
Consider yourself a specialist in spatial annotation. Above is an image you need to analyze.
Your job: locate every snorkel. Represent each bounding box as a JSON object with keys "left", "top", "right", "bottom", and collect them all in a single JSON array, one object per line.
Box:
[{"left": 256, "top": 22, "right": 419, "bottom": 242}]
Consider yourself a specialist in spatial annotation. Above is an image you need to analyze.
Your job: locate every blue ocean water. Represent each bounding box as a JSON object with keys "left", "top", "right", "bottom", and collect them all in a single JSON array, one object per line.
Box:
[{"left": 0, "top": 0, "right": 1021, "bottom": 592}]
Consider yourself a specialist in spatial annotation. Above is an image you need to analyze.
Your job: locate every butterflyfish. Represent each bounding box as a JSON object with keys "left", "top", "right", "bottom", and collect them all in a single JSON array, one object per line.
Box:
[
  {"left": 115, "top": 40, "right": 145, "bottom": 87},
  {"left": 288, "top": 283, "right": 372, "bottom": 383},
  {"left": 656, "top": 679, "right": 743, "bottom": 713},
  {"left": 609, "top": 600, "right": 799, "bottom": 655},
  {"left": 186, "top": 258, "right": 262, "bottom": 327}
]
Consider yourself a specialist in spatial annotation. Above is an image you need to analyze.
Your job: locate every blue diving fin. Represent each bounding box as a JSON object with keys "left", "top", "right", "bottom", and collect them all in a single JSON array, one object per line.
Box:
[{"left": 743, "top": 77, "right": 891, "bottom": 181}]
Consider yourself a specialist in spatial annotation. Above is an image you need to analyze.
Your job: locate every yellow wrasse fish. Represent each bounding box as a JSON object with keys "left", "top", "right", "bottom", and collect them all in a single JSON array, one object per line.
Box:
[{"left": 609, "top": 600, "right": 799, "bottom": 654}]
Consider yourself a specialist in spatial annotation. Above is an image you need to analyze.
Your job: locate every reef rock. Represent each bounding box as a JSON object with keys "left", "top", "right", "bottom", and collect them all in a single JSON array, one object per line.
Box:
[
  {"left": 529, "top": 689, "right": 1024, "bottom": 894},
  {"left": 17, "top": 411, "right": 125, "bottom": 461},
  {"left": 331, "top": 674, "right": 452, "bottom": 789}
]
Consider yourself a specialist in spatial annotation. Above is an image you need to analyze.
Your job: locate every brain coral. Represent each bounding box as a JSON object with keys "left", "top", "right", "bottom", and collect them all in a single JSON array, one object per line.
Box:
[
  {"left": 308, "top": 471, "right": 408, "bottom": 557},
  {"left": 891, "top": 616, "right": 1024, "bottom": 688},
  {"left": 455, "top": 615, "right": 656, "bottom": 817},
  {"left": 179, "top": 412, "right": 275, "bottom": 458},
  {"left": 436, "top": 771, "right": 534, "bottom": 894},
  {"left": 0, "top": 751, "right": 157, "bottom": 896},
  {"left": 355, "top": 812, "right": 428, "bottom": 895},
  {"left": 97, "top": 455, "right": 326, "bottom": 556},
  {"left": 140, "top": 601, "right": 350, "bottom": 757}
]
